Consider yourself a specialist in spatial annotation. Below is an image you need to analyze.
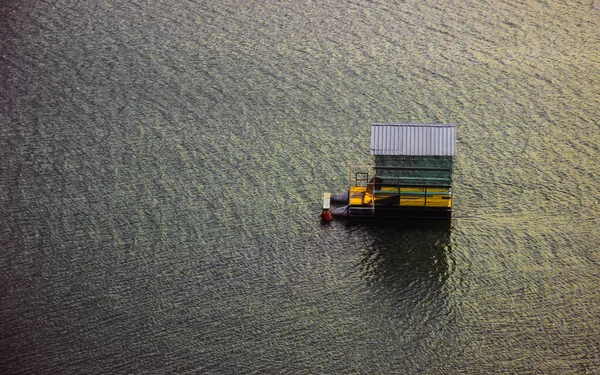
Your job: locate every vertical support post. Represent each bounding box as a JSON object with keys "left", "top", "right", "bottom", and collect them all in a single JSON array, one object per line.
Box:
[{"left": 398, "top": 186, "right": 402, "bottom": 207}]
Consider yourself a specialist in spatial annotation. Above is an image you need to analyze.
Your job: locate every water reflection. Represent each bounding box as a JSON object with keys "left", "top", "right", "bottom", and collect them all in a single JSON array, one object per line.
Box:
[{"left": 352, "top": 220, "right": 454, "bottom": 314}]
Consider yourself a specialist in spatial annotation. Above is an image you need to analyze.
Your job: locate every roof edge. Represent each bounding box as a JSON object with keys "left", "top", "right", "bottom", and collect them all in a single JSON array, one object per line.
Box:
[{"left": 371, "top": 122, "right": 458, "bottom": 127}]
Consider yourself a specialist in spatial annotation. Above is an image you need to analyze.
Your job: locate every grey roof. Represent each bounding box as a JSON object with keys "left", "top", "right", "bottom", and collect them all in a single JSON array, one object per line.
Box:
[{"left": 370, "top": 123, "right": 457, "bottom": 156}]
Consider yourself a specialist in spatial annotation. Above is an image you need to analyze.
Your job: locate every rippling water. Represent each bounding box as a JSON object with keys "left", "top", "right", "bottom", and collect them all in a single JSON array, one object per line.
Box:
[{"left": 1, "top": 0, "right": 599, "bottom": 373}]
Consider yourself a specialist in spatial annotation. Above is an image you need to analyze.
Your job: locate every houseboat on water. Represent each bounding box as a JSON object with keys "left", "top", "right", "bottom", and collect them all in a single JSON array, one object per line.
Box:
[{"left": 321, "top": 123, "right": 457, "bottom": 221}]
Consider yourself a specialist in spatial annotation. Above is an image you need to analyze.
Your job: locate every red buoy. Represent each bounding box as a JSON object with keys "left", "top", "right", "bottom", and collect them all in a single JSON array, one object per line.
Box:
[{"left": 320, "top": 210, "right": 333, "bottom": 222}]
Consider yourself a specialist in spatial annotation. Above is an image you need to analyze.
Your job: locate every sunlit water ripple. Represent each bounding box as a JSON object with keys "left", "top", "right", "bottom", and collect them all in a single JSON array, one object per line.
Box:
[{"left": 1, "top": 0, "right": 599, "bottom": 373}]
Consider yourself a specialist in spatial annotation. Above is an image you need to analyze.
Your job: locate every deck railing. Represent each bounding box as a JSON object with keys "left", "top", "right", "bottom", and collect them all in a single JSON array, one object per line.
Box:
[{"left": 348, "top": 165, "right": 452, "bottom": 208}]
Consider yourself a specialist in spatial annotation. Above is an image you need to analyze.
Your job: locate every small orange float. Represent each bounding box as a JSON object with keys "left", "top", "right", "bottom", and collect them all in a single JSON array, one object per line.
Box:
[{"left": 320, "top": 210, "right": 333, "bottom": 222}]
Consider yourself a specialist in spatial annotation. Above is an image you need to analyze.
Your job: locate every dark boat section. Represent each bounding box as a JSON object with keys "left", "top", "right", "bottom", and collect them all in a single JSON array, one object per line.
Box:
[{"left": 328, "top": 193, "right": 452, "bottom": 221}]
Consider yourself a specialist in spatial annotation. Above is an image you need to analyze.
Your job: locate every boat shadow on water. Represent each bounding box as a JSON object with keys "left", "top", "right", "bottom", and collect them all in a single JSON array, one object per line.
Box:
[{"left": 350, "top": 220, "right": 455, "bottom": 312}]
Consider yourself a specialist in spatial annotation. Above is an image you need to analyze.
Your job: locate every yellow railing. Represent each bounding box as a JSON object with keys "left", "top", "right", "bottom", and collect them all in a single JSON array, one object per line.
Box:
[{"left": 349, "top": 185, "right": 452, "bottom": 208}]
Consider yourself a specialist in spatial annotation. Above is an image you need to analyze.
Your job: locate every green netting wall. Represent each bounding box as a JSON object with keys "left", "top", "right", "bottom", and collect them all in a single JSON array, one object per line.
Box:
[{"left": 373, "top": 155, "right": 453, "bottom": 186}]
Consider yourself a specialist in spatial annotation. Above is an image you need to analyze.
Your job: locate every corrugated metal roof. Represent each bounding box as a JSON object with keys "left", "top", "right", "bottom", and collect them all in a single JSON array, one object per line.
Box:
[{"left": 370, "top": 123, "right": 457, "bottom": 156}]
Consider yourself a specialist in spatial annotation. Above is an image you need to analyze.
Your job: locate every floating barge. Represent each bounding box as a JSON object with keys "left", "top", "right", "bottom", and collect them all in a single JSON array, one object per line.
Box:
[{"left": 322, "top": 123, "right": 457, "bottom": 221}]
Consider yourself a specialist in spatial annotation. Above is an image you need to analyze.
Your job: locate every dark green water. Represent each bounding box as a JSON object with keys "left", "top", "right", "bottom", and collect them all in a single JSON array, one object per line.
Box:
[{"left": 1, "top": 0, "right": 599, "bottom": 373}]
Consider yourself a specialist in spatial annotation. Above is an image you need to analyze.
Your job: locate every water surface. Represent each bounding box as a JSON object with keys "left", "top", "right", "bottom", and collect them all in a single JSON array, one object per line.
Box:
[{"left": 1, "top": 0, "right": 599, "bottom": 373}]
